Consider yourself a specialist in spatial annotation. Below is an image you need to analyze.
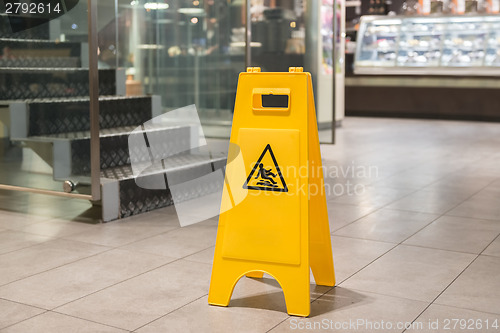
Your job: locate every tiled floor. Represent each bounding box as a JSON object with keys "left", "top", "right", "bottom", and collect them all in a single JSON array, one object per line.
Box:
[{"left": 0, "top": 117, "right": 499, "bottom": 332}]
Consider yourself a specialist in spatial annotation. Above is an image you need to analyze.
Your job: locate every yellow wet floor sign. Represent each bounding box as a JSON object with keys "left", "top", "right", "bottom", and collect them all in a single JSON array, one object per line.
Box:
[{"left": 208, "top": 67, "right": 335, "bottom": 317}]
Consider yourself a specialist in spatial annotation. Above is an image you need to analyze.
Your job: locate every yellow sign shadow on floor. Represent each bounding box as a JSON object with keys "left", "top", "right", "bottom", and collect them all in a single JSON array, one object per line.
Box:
[{"left": 208, "top": 67, "right": 335, "bottom": 317}]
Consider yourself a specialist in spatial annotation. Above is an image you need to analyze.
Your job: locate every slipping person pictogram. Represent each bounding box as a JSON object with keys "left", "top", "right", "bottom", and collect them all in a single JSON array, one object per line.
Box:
[
  {"left": 243, "top": 144, "right": 288, "bottom": 192},
  {"left": 255, "top": 163, "right": 278, "bottom": 187}
]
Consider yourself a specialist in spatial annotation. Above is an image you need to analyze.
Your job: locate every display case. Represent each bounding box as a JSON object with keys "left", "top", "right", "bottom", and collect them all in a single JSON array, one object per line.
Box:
[{"left": 355, "top": 14, "right": 500, "bottom": 75}]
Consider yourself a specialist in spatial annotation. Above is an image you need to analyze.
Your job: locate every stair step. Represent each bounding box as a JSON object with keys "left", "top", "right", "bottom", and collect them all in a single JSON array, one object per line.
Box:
[
  {"left": 0, "top": 68, "right": 125, "bottom": 100},
  {"left": 13, "top": 121, "right": 192, "bottom": 180},
  {"left": 101, "top": 153, "right": 227, "bottom": 221},
  {"left": 0, "top": 22, "right": 50, "bottom": 40},
  {"left": 0, "top": 38, "right": 85, "bottom": 68},
  {"left": 58, "top": 124, "right": 191, "bottom": 178},
  {"left": 0, "top": 57, "right": 80, "bottom": 68},
  {"left": 10, "top": 95, "right": 160, "bottom": 138},
  {"left": 101, "top": 153, "right": 226, "bottom": 181}
]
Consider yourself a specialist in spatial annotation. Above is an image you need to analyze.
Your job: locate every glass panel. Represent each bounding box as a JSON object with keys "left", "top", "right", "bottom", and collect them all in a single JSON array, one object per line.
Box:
[
  {"left": 250, "top": 0, "right": 338, "bottom": 144},
  {"left": 0, "top": 1, "right": 92, "bottom": 195},
  {"left": 250, "top": 0, "right": 306, "bottom": 71},
  {"left": 115, "top": 0, "right": 245, "bottom": 139}
]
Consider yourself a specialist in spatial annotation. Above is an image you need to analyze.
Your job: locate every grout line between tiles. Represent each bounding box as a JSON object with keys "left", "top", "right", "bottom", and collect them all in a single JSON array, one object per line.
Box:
[
  {"left": 266, "top": 317, "right": 289, "bottom": 332},
  {"left": 333, "top": 287, "right": 432, "bottom": 305},
  {"left": 424, "top": 302, "right": 500, "bottom": 317},
  {"left": 392, "top": 242, "right": 491, "bottom": 256},
  {"left": 443, "top": 213, "right": 500, "bottom": 223},
  {"left": 0, "top": 245, "right": 116, "bottom": 289},
  {"left": 331, "top": 234, "right": 399, "bottom": 245},
  {"left": 479, "top": 232, "right": 500, "bottom": 257},
  {"left": 48, "top": 310, "right": 133, "bottom": 332},
  {"left": 0, "top": 236, "right": 57, "bottom": 257},
  {"left": 330, "top": 186, "right": 427, "bottom": 234},
  {"left": 401, "top": 253, "right": 481, "bottom": 333},
  {"left": 0, "top": 309, "right": 49, "bottom": 332},
  {"left": 0, "top": 296, "right": 48, "bottom": 311}
]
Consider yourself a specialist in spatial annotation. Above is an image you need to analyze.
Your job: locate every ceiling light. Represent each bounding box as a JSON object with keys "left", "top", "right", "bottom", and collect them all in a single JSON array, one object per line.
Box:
[
  {"left": 178, "top": 8, "right": 205, "bottom": 14},
  {"left": 144, "top": 2, "right": 169, "bottom": 10}
]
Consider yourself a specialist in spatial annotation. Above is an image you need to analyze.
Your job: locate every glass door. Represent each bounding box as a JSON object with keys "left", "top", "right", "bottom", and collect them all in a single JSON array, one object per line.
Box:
[{"left": 0, "top": 0, "right": 95, "bottom": 198}]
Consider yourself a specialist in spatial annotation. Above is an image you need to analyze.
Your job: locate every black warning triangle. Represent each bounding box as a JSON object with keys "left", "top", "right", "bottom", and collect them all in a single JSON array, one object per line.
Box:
[{"left": 243, "top": 144, "right": 288, "bottom": 192}]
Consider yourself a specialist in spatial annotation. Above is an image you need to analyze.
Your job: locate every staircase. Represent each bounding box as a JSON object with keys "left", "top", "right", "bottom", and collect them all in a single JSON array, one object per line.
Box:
[{"left": 1, "top": 32, "right": 226, "bottom": 222}]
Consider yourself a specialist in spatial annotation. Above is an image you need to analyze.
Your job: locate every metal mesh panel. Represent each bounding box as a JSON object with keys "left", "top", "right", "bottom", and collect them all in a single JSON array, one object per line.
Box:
[
  {"left": 118, "top": 178, "right": 174, "bottom": 218},
  {"left": 0, "top": 68, "right": 118, "bottom": 100},
  {"left": 26, "top": 96, "right": 153, "bottom": 136},
  {"left": 0, "top": 57, "right": 80, "bottom": 68},
  {"left": 67, "top": 125, "right": 191, "bottom": 175}
]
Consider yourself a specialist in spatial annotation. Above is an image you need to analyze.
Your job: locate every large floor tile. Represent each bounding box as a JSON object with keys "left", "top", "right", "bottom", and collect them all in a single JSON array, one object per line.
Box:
[
  {"left": 404, "top": 216, "right": 500, "bottom": 254},
  {"left": 423, "top": 174, "right": 495, "bottom": 197},
  {"left": 0, "top": 249, "right": 173, "bottom": 309},
  {"left": 56, "top": 259, "right": 211, "bottom": 331},
  {"left": 0, "top": 211, "right": 49, "bottom": 229},
  {"left": 121, "top": 224, "right": 217, "bottom": 258},
  {"left": 461, "top": 164, "right": 500, "bottom": 179},
  {"left": 269, "top": 288, "right": 428, "bottom": 333},
  {"left": 385, "top": 189, "right": 471, "bottom": 215},
  {"left": 483, "top": 236, "right": 500, "bottom": 257},
  {"left": 137, "top": 294, "right": 288, "bottom": 333},
  {"left": 327, "top": 203, "right": 375, "bottom": 231},
  {"left": 371, "top": 170, "right": 444, "bottom": 190},
  {"left": 9, "top": 200, "right": 90, "bottom": 220},
  {"left": 334, "top": 209, "right": 438, "bottom": 243},
  {"left": 64, "top": 214, "right": 179, "bottom": 247},
  {"left": 121, "top": 209, "right": 179, "bottom": 224},
  {"left": 184, "top": 246, "right": 215, "bottom": 265},
  {"left": 12, "top": 218, "right": 97, "bottom": 238},
  {"left": 57, "top": 205, "right": 103, "bottom": 225},
  {"left": 0, "top": 311, "right": 126, "bottom": 333},
  {"left": 147, "top": 205, "right": 178, "bottom": 217},
  {"left": 447, "top": 189, "right": 500, "bottom": 221},
  {"left": 0, "top": 239, "right": 109, "bottom": 286},
  {"left": 0, "top": 230, "right": 53, "bottom": 255},
  {"left": 406, "top": 304, "right": 500, "bottom": 333},
  {"left": 331, "top": 236, "right": 395, "bottom": 283},
  {"left": 0, "top": 299, "right": 45, "bottom": 330},
  {"left": 341, "top": 245, "right": 475, "bottom": 302},
  {"left": 331, "top": 186, "right": 415, "bottom": 210},
  {"left": 436, "top": 255, "right": 500, "bottom": 314}
]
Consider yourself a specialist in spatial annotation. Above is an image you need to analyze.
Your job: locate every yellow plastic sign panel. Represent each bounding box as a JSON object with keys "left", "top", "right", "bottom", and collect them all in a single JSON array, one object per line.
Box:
[{"left": 208, "top": 67, "right": 335, "bottom": 317}]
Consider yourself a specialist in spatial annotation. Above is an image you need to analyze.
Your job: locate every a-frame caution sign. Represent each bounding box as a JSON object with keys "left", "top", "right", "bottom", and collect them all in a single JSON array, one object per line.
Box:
[
  {"left": 209, "top": 67, "right": 335, "bottom": 317},
  {"left": 243, "top": 144, "right": 288, "bottom": 192}
]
